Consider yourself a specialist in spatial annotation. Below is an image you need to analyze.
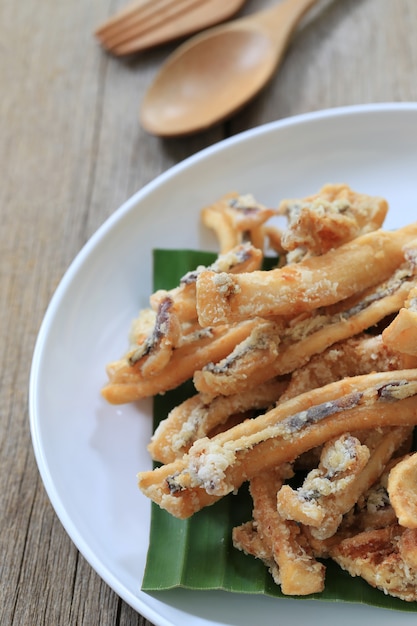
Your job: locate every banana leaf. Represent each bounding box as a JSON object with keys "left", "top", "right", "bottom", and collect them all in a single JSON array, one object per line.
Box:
[{"left": 141, "top": 249, "right": 417, "bottom": 612}]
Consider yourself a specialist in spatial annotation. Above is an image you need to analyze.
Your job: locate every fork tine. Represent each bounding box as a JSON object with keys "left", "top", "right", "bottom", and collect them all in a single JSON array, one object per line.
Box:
[
  {"left": 95, "top": 0, "right": 183, "bottom": 35},
  {"left": 95, "top": 0, "right": 152, "bottom": 36},
  {"left": 96, "top": 0, "right": 206, "bottom": 48},
  {"left": 101, "top": 0, "right": 206, "bottom": 50}
]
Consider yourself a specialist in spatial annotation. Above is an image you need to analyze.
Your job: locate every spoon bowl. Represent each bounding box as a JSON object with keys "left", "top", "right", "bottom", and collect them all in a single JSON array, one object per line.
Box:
[{"left": 141, "top": 0, "right": 319, "bottom": 136}]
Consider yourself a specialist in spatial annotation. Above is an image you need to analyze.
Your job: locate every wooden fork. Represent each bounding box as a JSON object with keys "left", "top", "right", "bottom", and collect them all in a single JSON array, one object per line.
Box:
[{"left": 95, "top": 0, "right": 247, "bottom": 56}]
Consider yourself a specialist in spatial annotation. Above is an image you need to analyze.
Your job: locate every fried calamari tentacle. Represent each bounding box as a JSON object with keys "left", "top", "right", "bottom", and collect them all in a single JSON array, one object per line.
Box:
[
  {"left": 201, "top": 192, "right": 276, "bottom": 254},
  {"left": 150, "top": 243, "right": 264, "bottom": 324},
  {"left": 399, "top": 528, "right": 417, "bottom": 569},
  {"left": 381, "top": 241, "right": 417, "bottom": 356},
  {"left": 127, "top": 296, "right": 181, "bottom": 377},
  {"left": 102, "top": 243, "right": 266, "bottom": 403},
  {"left": 150, "top": 284, "right": 198, "bottom": 325},
  {"left": 247, "top": 468, "right": 325, "bottom": 595},
  {"left": 387, "top": 452, "right": 417, "bottom": 528},
  {"left": 263, "top": 224, "right": 286, "bottom": 258},
  {"left": 137, "top": 370, "right": 417, "bottom": 518},
  {"left": 330, "top": 525, "right": 417, "bottom": 602},
  {"left": 196, "top": 223, "right": 417, "bottom": 326},
  {"left": 127, "top": 307, "right": 156, "bottom": 348},
  {"left": 383, "top": 284, "right": 417, "bottom": 356},
  {"left": 102, "top": 319, "right": 257, "bottom": 404},
  {"left": 277, "top": 434, "right": 369, "bottom": 529},
  {"left": 232, "top": 521, "right": 277, "bottom": 573},
  {"left": 277, "top": 183, "right": 388, "bottom": 259},
  {"left": 193, "top": 318, "right": 285, "bottom": 396},
  {"left": 278, "top": 334, "right": 415, "bottom": 403},
  {"left": 346, "top": 460, "right": 399, "bottom": 533},
  {"left": 148, "top": 377, "right": 288, "bottom": 464},
  {"left": 310, "top": 451, "right": 412, "bottom": 553},
  {"left": 194, "top": 258, "right": 417, "bottom": 397},
  {"left": 277, "top": 427, "right": 411, "bottom": 539}
]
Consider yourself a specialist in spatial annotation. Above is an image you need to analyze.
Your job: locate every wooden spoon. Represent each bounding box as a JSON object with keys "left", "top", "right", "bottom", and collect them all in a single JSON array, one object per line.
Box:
[{"left": 140, "top": 0, "right": 319, "bottom": 136}]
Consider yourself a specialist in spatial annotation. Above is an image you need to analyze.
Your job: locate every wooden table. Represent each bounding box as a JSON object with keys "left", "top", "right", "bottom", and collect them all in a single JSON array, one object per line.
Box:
[{"left": 2, "top": 0, "right": 417, "bottom": 623}]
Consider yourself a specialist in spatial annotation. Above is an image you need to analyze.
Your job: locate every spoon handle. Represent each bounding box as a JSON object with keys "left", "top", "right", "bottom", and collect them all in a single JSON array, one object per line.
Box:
[{"left": 249, "top": 0, "right": 319, "bottom": 43}]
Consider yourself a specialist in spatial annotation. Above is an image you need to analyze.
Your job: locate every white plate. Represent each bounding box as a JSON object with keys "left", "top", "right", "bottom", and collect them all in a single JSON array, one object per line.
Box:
[{"left": 30, "top": 103, "right": 417, "bottom": 626}]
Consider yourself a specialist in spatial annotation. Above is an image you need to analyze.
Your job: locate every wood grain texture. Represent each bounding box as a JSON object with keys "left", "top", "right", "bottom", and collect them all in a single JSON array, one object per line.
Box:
[{"left": 2, "top": 0, "right": 417, "bottom": 624}]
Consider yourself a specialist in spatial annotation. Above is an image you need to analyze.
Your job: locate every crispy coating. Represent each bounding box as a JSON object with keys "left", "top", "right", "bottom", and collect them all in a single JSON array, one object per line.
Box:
[
  {"left": 278, "top": 334, "right": 414, "bottom": 403},
  {"left": 194, "top": 249, "right": 417, "bottom": 397},
  {"left": 193, "top": 318, "right": 284, "bottom": 396},
  {"left": 247, "top": 469, "right": 325, "bottom": 595},
  {"left": 278, "top": 183, "right": 388, "bottom": 258},
  {"left": 150, "top": 242, "right": 263, "bottom": 322},
  {"left": 277, "top": 427, "right": 411, "bottom": 539},
  {"left": 102, "top": 243, "right": 263, "bottom": 403},
  {"left": 196, "top": 224, "right": 417, "bottom": 326},
  {"left": 331, "top": 525, "right": 417, "bottom": 601},
  {"left": 102, "top": 319, "right": 257, "bottom": 404},
  {"left": 201, "top": 192, "right": 276, "bottom": 254},
  {"left": 277, "top": 433, "right": 370, "bottom": 535},
  {"left": 388, "top": 452, "right": 417, "bottom": 528},
  {"left": 383, "top": 283, "right": 417, "bottom": 356},
  {"left": 103, "top": 185, "right": 417, "bottom": 601},
  {"left": 232, "top": 521, "right": 275, "bottom": 569},
  {"left": 148, "top": 377, "right": 287, "bottom": 463},
  {"left": 137, "top": 370, "right": 417, "bottom": 517}
]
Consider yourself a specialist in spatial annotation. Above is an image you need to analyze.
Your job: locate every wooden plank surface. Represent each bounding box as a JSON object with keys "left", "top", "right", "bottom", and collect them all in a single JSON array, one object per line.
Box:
[{"left": 2, "top": 0, "right": 417, "bottom": 624}]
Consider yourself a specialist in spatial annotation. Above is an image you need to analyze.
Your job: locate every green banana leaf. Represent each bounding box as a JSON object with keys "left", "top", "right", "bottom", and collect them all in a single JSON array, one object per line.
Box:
[{"left": 141, "top": 248, "right": 417, "bottom": 612}]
